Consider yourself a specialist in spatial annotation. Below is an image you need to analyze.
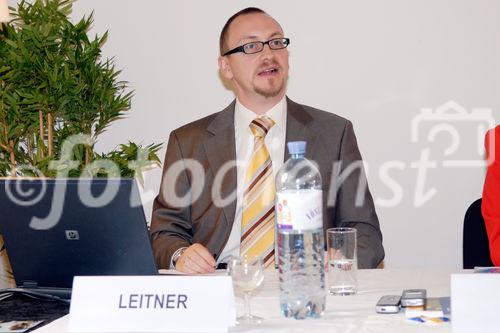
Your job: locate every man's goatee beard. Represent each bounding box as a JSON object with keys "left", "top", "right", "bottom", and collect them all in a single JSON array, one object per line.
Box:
[{"left": 255, "top": 79, "right": 285, "bottom": 98}]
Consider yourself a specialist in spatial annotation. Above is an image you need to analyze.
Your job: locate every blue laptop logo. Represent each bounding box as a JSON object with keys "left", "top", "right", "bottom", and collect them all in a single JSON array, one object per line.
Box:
[{"left": 65, "top": 230, "right": 80, "bottom": 240}]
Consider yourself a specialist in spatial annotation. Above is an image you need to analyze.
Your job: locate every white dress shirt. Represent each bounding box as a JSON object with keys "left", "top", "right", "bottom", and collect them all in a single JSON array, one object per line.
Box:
[{"left": 217, "top": 96, "right": 287, "bottom": 264}]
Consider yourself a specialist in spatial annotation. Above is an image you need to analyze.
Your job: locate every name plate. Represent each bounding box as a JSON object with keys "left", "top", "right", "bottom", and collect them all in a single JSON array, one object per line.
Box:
[
  {"left": 451, "top": 273, "right": 500, "bottom": 333},
  {"left": 68, "top": 275, "right": 235, "bottom": 333}
]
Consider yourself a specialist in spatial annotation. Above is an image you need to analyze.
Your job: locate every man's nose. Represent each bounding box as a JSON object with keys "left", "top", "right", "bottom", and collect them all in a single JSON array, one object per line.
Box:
[{"left": 260, "top": 43, "right": 275, "bottom": 60}]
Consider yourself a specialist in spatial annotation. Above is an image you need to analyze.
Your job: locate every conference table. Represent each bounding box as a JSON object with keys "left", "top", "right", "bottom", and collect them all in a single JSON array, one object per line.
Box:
[{"left": 34, "top": 268, "right": 463, "bottom": 333}]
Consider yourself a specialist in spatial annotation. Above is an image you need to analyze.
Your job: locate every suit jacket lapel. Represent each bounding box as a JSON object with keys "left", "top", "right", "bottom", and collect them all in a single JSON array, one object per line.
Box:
[
  {"left": 285, "top": 97, "right": 322, "bottom": 162},
  {"left": 202, "top": 97, "right": 325, "bottom": 232},
  {"left": 203, "top": 101, "right": 237, "bottom": 229}
]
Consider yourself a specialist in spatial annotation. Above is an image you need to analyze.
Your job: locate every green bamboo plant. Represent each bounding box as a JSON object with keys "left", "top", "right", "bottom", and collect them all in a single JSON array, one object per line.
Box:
[
  {"left": 0, "top": 0, "right": 162, "bottom": 286},
  {"left": 0, "top": 0, "right": 161, "bottom": 178}
]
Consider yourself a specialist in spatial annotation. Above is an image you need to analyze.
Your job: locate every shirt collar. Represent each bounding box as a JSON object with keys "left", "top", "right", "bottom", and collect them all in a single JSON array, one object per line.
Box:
[{"left": 234, "top": 96, "right": 287, "bottom": 133}]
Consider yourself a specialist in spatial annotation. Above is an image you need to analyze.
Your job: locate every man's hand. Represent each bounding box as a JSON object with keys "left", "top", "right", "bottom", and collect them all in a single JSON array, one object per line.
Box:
[{"left": 175, "top": 243, "right": 216, "bottom": 274}]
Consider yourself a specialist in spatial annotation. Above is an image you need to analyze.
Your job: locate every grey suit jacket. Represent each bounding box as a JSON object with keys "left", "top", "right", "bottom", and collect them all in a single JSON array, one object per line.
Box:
[{"left": 150, "top": 97, "right": 385, "bottom": 269}]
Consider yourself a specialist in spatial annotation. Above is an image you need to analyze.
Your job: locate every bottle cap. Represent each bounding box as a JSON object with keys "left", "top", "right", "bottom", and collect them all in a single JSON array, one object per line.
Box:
[{"left": 287, "top": 141, "right": 306, "bottom": 155}]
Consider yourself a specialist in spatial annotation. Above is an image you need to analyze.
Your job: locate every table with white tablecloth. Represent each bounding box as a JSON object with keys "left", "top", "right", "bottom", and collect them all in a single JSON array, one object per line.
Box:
[{"left": 34, "top": 268, "right": 462, "bottom": 333}]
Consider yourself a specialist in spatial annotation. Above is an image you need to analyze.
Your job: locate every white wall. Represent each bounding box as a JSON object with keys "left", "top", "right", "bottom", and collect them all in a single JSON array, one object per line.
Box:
[{"left": 62, "top": 0, "right": 499, "bottom": 268}]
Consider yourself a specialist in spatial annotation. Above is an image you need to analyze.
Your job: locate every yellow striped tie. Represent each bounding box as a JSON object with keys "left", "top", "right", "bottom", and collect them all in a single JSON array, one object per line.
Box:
[{"left": 240, "top": 116, "right": 276, "bottom": 267}]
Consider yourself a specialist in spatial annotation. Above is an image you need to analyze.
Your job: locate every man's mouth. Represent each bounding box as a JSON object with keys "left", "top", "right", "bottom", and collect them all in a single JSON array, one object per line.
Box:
[{"left": 257, "top": 67, "right": 279, "bottom": 76}]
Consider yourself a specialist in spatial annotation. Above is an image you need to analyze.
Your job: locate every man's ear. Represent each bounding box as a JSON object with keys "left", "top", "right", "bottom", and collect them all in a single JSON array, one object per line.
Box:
[{"left": 218, "top": 56, "right": 233, "bottom": 80}]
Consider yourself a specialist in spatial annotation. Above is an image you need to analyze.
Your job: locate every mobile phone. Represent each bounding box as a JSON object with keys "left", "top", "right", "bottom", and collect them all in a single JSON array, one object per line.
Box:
[
  {"left": 375, "top": 295, "right": 401, "bottom": 313},
  {"left": 401, "top": 289, "right": 426, "bottom": 307}
]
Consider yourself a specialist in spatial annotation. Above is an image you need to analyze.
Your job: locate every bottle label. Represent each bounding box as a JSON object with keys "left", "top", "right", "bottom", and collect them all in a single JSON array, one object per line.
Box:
[{"left": 276, "top": 189, "right": 323, "bottom": 231}]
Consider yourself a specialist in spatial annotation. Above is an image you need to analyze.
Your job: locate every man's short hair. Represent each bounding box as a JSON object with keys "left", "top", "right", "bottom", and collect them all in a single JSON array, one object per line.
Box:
[{"left": 219, "top": 7, "right": 267, "bottom": 55}]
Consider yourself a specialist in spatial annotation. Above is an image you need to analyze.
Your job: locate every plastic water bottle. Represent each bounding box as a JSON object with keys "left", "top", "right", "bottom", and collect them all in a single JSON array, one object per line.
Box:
[{"left": 276, "top": 141, "right": 326, "bottom": 319}]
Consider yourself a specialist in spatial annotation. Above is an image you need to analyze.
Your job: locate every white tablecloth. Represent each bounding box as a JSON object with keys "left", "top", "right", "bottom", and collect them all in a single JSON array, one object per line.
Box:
[{"left": 34, "top": 268, "right": 463, "bottom": 333}]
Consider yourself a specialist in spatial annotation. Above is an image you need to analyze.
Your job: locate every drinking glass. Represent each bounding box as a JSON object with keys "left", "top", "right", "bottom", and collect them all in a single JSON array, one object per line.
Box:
[
  {"left": 228, "top": 255, "right": 265, "bottom": 325},
  {"left": 326, "top": 227, "right": 358, "bottom": 295}
]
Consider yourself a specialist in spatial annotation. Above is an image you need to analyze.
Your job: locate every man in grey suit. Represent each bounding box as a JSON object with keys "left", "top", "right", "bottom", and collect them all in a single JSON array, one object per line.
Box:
[{"left": 150, "top": 7, "right": 384, "bottom": 273}]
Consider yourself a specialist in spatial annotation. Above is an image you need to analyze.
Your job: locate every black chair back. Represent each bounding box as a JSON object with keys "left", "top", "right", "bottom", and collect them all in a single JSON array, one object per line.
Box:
[{"left": 463, "top": 198, "right": 493, "bottom": 269}]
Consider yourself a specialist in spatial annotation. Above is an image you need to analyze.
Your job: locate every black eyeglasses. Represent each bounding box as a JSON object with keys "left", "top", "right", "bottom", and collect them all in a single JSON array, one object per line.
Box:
[{"left": 223, "top": 38, "right": 290, "bottom": 56}]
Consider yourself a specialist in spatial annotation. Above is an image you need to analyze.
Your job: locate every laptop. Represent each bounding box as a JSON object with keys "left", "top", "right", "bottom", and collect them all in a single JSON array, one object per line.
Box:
[{"left": 0, "top": 178, "right": 158, "bottom": 299}]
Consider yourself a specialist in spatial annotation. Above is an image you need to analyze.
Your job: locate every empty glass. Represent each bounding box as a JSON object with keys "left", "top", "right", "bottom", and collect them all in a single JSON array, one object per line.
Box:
[
  {"left": 227, "top": 255, "right": 265, "bottom": 324},
  {"left": 326, "top": 227, "right": 358, "bottom": 295}
]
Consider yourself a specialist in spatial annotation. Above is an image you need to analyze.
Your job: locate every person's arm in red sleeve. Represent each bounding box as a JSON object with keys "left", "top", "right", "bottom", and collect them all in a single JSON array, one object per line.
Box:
[{"left": 482, "top": 125, "right": 500, "bottom": 266}]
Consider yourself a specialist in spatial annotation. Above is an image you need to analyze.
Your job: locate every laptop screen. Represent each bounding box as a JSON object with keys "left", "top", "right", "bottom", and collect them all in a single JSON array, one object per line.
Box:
[{"left": 0, "top": 178, "right": 158, "bottom": 291}]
